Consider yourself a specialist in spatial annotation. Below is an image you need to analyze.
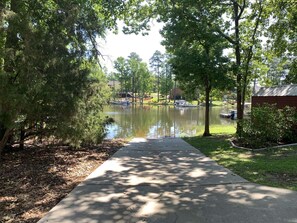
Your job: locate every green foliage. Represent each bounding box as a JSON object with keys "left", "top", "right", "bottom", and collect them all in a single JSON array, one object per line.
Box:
[
  {"left": 0, "top": 0, "right": 128, "bottom": 151},
  {"left": 159, "top": 62, "right": 173, "bottom": 98},
  {"left": 268, "top": 0, "right": 297, "bottom": 56},
  {"left": 284, "top": 59, "right": 297, "bottom": 84},
  {"left": 114, "top": 57, "right": 130, "bottom": 93},
  {"left": 113, "top": 53, "right": 154, "bottom": 102},
  {"left": 149, "top": 50, "right": 165, "bottom": 102},
  {"left": 239, "top": 104, "right": 297, "bottom": 148},
  {"left": 123, "top": 0, "right": 275, "bottom": 126},
  {"left": 56, "top": 65, "right": 111, "bottom": 146},
  {"left": 159, "top": 3, "right": 232, "bottom": 136}
]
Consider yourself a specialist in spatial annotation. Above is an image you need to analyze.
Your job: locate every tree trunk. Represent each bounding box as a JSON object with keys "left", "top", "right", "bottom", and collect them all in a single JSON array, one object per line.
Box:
[
  {"left": 233, "top": 2, "right": 244, "bottom": 135},
  {"left": 240, "top": 0, "right": 264, "bottom": 133},
  {"left": 157, "top": 70, "right": 160, "bottom": 103},
  {"left": 0, "top": 128, "right": 12, "bottom": 157},
  {"left": 0, "top": 1, "right": 7, "bottom": 70},
  {"left": 132, "top": 75, "right": 135, "bottom": 103},
  {"left": 4, "top": 0, "right": 19, "bottom": 71},
  {"left": 203, "top": 83, "right": 211, "bottom": 137},
  {"left": 19, "top": 127, "right": 25, "bottom": 150},
  {"left": 0, "top": 122, "right": 6, "bottom": 144}
]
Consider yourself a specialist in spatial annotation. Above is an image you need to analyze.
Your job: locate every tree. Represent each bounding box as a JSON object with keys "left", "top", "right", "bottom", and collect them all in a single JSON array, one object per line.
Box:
[
  {"left": 58, "top": 64, "right": 111, "bottom": 146},
  {"left": 154, "top": 0, "right": 232, "bottom": 136},
  {"left": 0, "top": 0, "right": 128, "bottom": 154},
  {"left": 168, "top": 42, "right": 230, "bottom": 136},
  {"left": 160, "top": 55, "right": 174, "bottom": 102},
  {"left": 268, "top": 0, "right": 297, "bottom": 56},
  {"left": 267, "top": 0, "right": 297, "bottom": 84},
  {"left": 284, "top": 60, "right": 297, "bottom": 84},
  {"left": 123, "top": 0, "right": 268, "bottom": 134},
  {"left": 113, "top": 53, "right": 154, "bottom": 103},
  {"left": 114, "top": 57, "right": 130, "bottom": 96},
  {"left": 127, "top": 52, "right": 142, "bottom": 103},
  {"left": 138, "top": 62, "right": 154, "bottom": 103},
  {"left": 150, "top": 50, "right": 164, "bottom": 102}
]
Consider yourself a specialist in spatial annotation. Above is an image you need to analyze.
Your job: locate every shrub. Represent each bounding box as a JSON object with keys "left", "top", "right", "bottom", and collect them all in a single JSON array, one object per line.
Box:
[
  {"left": 282, "top": 106, "right": 297, "bottom": 143},
  {"left": 238, "top": 104, "right": 297, "bottom": 149}
]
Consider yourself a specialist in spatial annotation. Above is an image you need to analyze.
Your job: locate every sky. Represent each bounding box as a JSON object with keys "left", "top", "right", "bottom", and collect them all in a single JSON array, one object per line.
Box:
[{"left": 98, "top": 22, "right": 166, "bottom": 72}]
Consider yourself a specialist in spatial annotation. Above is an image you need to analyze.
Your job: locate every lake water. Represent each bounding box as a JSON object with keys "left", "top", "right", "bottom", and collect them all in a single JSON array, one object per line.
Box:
[{"left": 104, "top": 105, "right": 236, "bottom": 139}]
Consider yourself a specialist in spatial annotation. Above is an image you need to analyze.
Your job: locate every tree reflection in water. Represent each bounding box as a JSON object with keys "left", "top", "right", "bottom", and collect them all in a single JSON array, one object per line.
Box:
[{"left": 104, "top": 105, "right": 235, "bottom": 139}]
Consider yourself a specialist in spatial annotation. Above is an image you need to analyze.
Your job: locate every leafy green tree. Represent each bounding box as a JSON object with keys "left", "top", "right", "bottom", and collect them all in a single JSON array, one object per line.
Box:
[
  {"left": 113, "top": 53, "right": 154, "bottom": 102},
  {"left": 261, "top": 1, "right": 297, "bottom": 85},
  {"left": 157, "top": 1, "right": 232, "bottom": 136},
  {"left": 265, "top": 58, "right": 288, "bottom": 86},
  {"left": 58, "top": 64, "right": 111, "bottom": 146},
  {"left": 160, "top": 56, "right": 174, "bottom": 101},
  {"left": 123, "top": 0, "right": 269, "bottom": 134},
  {"left": 138, "top": 62, "right": 154, "bottom": 103},
  {"left": 284, "top": 59, "right": 297, "bottom": 84},
  {"left": 150, "top": 50, "right": 164, "bottom": 102},
  {"left": 268, "top": 0, "right": 297, "bottom": 57},
  {"left": 128, "top": 52, "right": 142, "bottom": 103},
  {"left": 114, "top": 56, "right": 130, "bottom": 96},
  {"left": 0, "top": 0, "right": 128, "bottom": 154},
  {"left": 170, "top": 43, "right": 230, "bottom": 136}
]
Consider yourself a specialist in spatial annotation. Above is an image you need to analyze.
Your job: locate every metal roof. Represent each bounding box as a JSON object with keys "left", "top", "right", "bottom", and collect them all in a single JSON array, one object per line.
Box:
[{"left": 255, "top": 85, "right": 297, "bottom": 96}]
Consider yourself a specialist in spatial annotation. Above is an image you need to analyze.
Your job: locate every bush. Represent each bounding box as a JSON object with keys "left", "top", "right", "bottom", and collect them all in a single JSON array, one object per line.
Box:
[
  {"left": 282, "top": 107, "right": 297, "bottom": 143},
  {"left": 238, "top": 104, "right": 297, "bottom": 149}
]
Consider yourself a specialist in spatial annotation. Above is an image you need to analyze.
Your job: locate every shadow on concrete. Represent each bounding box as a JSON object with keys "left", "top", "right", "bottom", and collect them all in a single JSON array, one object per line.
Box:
[{"left": 39, "top": 138, "right": 297, "bottom": 223}]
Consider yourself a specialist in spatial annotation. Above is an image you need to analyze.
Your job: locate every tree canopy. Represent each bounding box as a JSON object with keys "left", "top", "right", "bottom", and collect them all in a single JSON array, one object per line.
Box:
[
  {"left": 122, "top": 0, "right": 296, "bottom": 135},
  {"left": 113, "top": 53, "right": 154, "bottom": 102},
  {"left": 159, "top": 2, "right": 232, "bottom": 135},
  {"left": 0, "top": 0, "right": 130, "bottom": 153}
]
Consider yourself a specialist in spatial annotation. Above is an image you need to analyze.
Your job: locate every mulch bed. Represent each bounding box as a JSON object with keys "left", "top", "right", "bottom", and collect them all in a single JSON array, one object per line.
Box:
[{"left": 0, "top": 139, "right": 127, "bottom": 223}]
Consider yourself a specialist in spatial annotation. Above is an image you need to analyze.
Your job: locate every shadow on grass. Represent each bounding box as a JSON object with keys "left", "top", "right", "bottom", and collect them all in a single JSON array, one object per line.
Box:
[{"left": 184, "top": 135, "right": 297, "bottom": 191}]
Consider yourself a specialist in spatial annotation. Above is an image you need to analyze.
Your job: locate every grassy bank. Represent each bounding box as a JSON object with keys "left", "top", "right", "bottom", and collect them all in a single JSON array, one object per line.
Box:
[{"left": 184, "top": 134, "right": 297, "bottom": 191}]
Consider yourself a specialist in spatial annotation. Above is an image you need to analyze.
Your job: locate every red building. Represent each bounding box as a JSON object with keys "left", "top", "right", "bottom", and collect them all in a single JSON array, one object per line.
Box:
[{"left": 252, "top": 85, "right": 297, "bottom": 109}]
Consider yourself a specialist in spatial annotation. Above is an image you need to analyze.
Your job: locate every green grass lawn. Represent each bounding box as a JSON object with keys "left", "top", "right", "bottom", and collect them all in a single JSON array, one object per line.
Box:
[
  {"left": 184, "top": 134, "right": 297, "bottom": 191},
  {"left": 195, "top": 125, "right": 236, "bottom": 135},
  {"left": 186, "top": 100, "right": 224, "bottom": 106}
]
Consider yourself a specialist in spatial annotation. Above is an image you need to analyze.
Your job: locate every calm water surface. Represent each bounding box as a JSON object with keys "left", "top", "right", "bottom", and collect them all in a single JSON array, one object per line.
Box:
[{"left": 104, "top": 105, "right": 236, "bottom": 139}]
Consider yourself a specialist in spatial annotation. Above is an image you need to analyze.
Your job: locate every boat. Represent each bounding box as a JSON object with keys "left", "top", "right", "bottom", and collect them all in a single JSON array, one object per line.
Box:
[
  {"left": 220, "top": 110, "right": 237, "bottom": 120},
  {"left": 110, "top": 100, "right": 130, "bottom": 106},
  {"left": 174, "top": 100, "right": 197, "bottom": 107}
]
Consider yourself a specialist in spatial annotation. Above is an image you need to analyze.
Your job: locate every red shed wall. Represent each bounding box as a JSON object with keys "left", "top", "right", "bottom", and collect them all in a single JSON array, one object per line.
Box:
[{"left": 252, "top": 96, "right": 297, "bottom": 109}]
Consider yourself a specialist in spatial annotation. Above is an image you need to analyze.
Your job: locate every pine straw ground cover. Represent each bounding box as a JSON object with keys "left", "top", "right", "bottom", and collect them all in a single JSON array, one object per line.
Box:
[{"left": 0, "top": 139, "right": 127, "bottom": 223}]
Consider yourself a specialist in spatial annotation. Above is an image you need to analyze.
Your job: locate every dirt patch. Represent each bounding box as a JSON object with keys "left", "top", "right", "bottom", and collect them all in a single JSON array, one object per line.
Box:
[
  {"left": 265, "top": 173, "right": 297, "bottom": 186},
  {"left": 0, "top": 139, "right": 127, "bottom": 223}
]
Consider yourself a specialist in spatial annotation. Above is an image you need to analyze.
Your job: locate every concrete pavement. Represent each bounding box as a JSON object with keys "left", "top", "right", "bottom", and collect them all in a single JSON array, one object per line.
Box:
[{"left": 38, "top": 138, "right": 297, "bottom": 223}]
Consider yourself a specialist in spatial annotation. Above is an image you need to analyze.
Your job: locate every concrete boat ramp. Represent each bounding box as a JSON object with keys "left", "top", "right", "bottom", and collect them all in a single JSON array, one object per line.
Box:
[{"left": 39, "top": 138, "right": 297, "bottom": 223}]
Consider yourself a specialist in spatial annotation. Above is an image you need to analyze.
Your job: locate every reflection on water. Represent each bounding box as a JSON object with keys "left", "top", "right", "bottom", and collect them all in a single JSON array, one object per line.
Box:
[{"left": 104, "top": 105, "right": 236, "bottom": 139}]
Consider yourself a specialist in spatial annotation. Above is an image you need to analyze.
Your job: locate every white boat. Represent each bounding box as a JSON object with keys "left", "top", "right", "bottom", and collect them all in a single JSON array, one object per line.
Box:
[
  {"left": 220, "top": 110, "right": 237, "bottom": 120},
  {"left": 174, "top": 100, "right": 197, "bottom": 107},
  {"left": 110, "top": 100, "right": 130, "bottom": 106}
]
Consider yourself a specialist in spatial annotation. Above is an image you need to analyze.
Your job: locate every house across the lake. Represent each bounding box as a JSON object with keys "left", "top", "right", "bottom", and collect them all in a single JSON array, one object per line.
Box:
[{"left": 252, "top": 84, "right": 297, "bottom": 109}]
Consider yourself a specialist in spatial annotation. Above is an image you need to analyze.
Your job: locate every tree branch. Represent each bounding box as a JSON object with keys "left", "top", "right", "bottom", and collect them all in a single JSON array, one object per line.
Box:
[
  {"left": 213, "top": 27, "right": 237, "bottom": 45},
  {"left": 238, "top": 0, "right": 246, "bottom": 20},
  {"left": 242, "top": 0, "right": 264, "bottom": 108}
]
